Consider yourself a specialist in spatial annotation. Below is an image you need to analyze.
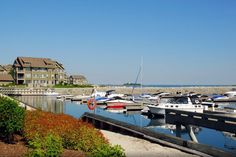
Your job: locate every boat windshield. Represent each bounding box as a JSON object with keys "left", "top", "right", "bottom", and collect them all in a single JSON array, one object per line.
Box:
[
  {"left": 159, "top": 97, "right": 188, "bottom": 104},
  {"left": 190, "top": 95, "right": 201, "bottom": 104}
]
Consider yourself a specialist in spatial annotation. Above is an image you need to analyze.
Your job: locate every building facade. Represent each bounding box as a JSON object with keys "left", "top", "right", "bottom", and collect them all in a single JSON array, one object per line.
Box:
[
  {"left": 13, "top": 57, "right": 65, "bottom": 87},
  {"left": 69, "top": 75, "right": 88, "bottom": 85}
]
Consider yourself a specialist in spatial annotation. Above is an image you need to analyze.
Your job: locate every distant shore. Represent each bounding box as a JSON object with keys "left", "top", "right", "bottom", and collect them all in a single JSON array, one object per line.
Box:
[{"left": 54, "top": 86, "right": 235, "bottom": 95}]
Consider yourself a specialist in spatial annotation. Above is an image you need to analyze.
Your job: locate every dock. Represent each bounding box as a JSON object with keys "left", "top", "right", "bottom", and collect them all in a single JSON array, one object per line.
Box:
[
  {"left": 81, "top": 112, "right": 235, "bottom": 157},
  {"left": 0, "top": 87, "right": 49, "bottom": 96},
  {"left": 165, "top": 109, "right": 236, "bottom": 134}
]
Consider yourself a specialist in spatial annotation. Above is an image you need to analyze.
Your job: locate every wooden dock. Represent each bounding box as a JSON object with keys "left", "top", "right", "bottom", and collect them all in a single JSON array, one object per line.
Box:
[{"left": 82, "top": 112, "right": 235, "bottom": 157}]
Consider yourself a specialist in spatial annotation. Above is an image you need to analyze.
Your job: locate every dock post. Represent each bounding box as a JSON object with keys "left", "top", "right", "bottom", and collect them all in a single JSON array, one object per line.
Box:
[
  {"left": 176, "top": 123, "right": 181, "bottom": 138},
  {"left": 186, "top": 125, "right": 198, "bottom": 143}
]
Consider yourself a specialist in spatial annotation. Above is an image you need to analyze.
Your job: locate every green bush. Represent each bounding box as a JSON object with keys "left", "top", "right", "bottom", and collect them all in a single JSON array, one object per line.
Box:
[
  {"left": 90, "top": 144, "right": 126, "bottom": 157},
  {"left": 0, "top": 97, "right": 25, "bottom": 142},
  {"left": 27, "top": 133, "right": 63, "bottom": 157}
]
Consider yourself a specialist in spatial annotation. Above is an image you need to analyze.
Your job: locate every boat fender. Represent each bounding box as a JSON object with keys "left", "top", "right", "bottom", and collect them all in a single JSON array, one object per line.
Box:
[{"left": 87, "top": 98, "right": 97, "bottom": 110}]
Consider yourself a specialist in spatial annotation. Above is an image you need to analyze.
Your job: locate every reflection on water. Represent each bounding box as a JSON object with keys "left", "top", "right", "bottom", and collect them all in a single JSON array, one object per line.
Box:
[
  {"left": 16, "top": 96, "right": 64, "bottom": 113},
  {"left": 15, "top": 96, "right": 236, "bottom": 154}
]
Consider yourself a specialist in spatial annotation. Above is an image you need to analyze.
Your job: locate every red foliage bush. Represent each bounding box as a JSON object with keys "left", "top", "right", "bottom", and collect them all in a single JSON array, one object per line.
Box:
[{"left": 24, "top": 110, "right": 108, "bottom": 152}]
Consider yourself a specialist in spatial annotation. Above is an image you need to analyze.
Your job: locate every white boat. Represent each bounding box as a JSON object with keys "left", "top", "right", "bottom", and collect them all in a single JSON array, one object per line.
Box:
[
  {"left": 91, "top": 89, "right": 106, "bottom": 97},
  {"left": 44, "top": 92, "right": 59, "bottom": 96},
  {"left": 91, "top": 89, "right": 124, "bottom": 99},
  {"left": 224, "top": 91, "right": 236, "bottom": 98},
  {"left": 148, "top": 92, "right": 170, "bottom": 101},
  {"left": 105, "top": 90, "right": 125, "bottom": 98},
  {"left": 56, "top": 94, "right": 74, "bottom": 101},
  {"left": 106, "top": 98, "right": 134, "bottom": 109},
  {"left": 44, "top": 89, "right": 59, "bottom": 96},
  {"left": 147, "top": 95, "right": 204, "bottom": 116}
]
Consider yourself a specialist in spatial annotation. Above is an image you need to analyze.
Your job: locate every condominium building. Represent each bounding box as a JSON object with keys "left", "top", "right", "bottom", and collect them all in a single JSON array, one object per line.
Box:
[{"left": 13, "top": 57, "right": 65, "bottom": 87}]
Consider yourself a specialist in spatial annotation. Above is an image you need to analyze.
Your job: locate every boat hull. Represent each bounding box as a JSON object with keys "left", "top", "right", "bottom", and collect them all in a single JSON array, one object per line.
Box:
[{"left": 148, "top": 105, "right": 204, "bottom": 116}]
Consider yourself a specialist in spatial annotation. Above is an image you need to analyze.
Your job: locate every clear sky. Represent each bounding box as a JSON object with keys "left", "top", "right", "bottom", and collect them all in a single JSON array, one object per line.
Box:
[{"left": 0, "top": 0, "right": 236, "bottom": 85}]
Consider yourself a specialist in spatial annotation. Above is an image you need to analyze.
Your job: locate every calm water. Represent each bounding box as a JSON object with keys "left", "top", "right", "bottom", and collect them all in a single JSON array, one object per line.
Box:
[{"left": 15, "top": 96, "right": 236, "bottom": 154}]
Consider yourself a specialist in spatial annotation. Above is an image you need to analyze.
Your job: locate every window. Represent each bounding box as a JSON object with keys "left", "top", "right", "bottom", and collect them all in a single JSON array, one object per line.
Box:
[
  {"left": 25, "top": 73, "right": 31, "bottom": 78},
  {"left": 25, "top": 67, "right": 31, "bottom": 71}
]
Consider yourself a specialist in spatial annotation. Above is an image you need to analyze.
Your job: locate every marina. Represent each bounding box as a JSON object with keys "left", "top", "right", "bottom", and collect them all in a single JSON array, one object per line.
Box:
[{"left": 14, "top": 95, "right": 236, "bottom": 156}]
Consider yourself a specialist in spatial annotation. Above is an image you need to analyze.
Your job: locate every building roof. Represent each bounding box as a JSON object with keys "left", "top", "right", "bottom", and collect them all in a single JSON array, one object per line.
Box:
[
  {"left": 70, "top": 75, "right": 87, "bottom": 80},
  {"left": 0, "top": 73, "right": 14, "bottom": 81},
  {"left": 0, "top": 65, "right": 6, "bottom": 72},
  {"left": 13, "top": 57, "right": 64, "bottom": 69},
  {"left": 3, "top": 64, "right": 13, "bottom": 72}
]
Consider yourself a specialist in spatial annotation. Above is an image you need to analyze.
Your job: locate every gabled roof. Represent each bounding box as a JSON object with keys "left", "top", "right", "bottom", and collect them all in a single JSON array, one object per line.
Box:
[
  {"left": 0, "top": 64, "right": 12, "bottom": 73},
  {"left": 13, "top": 57, "right": 64, "bottom": 69},
  {"left": 0, "top": 65, "right": 6, "bottom": 72},
  {"left": 0, "top": 73, "right": 14, "bottom": 81}
]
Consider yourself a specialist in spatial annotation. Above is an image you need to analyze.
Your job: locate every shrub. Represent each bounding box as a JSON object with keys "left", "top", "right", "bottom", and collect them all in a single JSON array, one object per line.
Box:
[
  {"left": 24, "top": 110, "right": 126, "bottom": 156},
  {"left": 0, "top": 97, "right": 25, "bottom": 142},
  {"left": 27, "top": 133, "right": 63, "bottom": 157},
  {"left": 90, "top": 144, "right": 126, "bottom": 157},
  {"left": 24, "top": 110, "right": 108, "bottom": 152}
]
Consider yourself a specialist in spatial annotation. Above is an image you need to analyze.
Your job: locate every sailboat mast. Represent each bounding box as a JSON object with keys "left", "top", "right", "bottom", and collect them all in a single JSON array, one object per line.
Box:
[{"left": 141, "top": 56, "right": 143, "bottom": 95}]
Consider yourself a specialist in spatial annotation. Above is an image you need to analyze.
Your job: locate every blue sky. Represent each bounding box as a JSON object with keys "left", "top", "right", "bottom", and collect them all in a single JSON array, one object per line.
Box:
[{"left": 0, "top": 0, "right": 236, "bottom": 85}]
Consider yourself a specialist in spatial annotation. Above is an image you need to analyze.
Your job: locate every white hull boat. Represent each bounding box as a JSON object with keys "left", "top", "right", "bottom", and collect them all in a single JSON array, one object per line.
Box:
[
  {"left": 147, "top": 95, "right": 204, "bottom": 116},
  {"left": 44, "top": 92, "right": 59, "bottom": 96}
]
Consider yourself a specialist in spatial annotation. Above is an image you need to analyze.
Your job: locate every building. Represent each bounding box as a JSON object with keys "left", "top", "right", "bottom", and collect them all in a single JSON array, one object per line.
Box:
[
  {"left": 13, "top": 57, "right": 65, "bottom": 87},
  {"left": 0, "top": 73, "right": 14, "bottom": 85},
  {"left": 0, "top": 65, "right": 14, "bottom": 85},
  {"left": 69, "top": 75, "right": 88, "bottom": 85},
  {"left": 0, "top": 65, "right": 7, "bottom": 73},
  {"left": 2, "top": 64, "right": 13, "bottom": 73}
]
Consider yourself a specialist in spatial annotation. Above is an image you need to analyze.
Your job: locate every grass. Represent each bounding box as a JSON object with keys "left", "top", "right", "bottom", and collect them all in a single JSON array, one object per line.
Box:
[
  {"left": 0, "top": 83, "right": 27, "bottom": 88},
  {"left": 53, "top": 84, "right": 94, "bottom": 88}
]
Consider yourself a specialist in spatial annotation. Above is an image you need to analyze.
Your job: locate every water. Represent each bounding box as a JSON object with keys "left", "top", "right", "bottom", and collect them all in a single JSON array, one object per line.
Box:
[{"left": 15, "top": 96, "right": 236, "bottom": 154}]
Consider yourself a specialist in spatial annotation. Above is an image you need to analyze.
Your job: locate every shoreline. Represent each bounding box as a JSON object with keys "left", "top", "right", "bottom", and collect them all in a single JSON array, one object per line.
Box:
[
  {"left": 101, "top": 129, "right": 199, "bottom": 157},
  {"left": 54, "top": 86, "right": 235, "bottom": 95}
]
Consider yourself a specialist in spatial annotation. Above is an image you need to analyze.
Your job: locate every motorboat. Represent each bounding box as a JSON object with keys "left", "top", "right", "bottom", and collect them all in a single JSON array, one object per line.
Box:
[
  {"left": 91, "top": 89, "right": 124, "bottom": 98},
  {"left": 224, "top": 91, "right": 236, "bottom": 98},
  {"left": 91, "top": 89, "right": 106, "bottom": 97},
  {"left": 147, "top": 95, "right": 204, "bottom": 116},
  {"left": 148, "top": 92, "right": 170, "bottom": 101},
  {"left": 44, "top": 89, "right": 59, "bottom": 96},
  {"left": 56, "top": 94, "right": 74, "bottom": 101},
  {"left": 210, "top": 94, "right": 228, "bottom": 101},
  {"left": 105, "top": 97, "right": 135, "bottom": 109},
  {"left": 105, "top": 90, "right": 125, "bottom": 98},
  {"left": 95, "top": 97, "right": 111, "bottom": 105},
  {"left": 44, "top": 91, "right": 59, "bottom": 96}
]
